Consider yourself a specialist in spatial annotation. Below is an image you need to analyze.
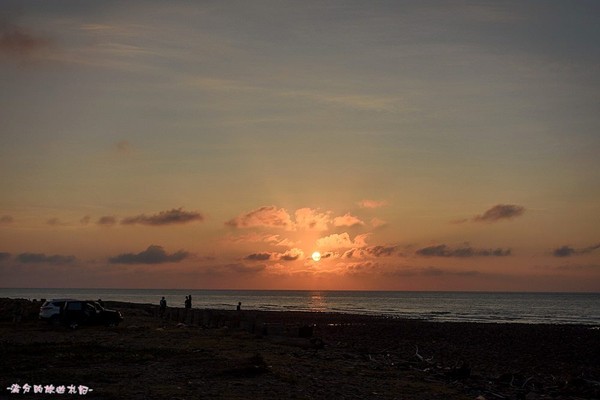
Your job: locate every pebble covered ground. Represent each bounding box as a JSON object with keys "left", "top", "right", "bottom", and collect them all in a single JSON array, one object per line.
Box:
[{"left": 1, "top": 298, "right": 598, "bottom": 399}]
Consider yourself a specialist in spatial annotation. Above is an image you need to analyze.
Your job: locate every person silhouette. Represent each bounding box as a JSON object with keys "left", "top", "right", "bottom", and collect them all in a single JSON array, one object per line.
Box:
[
  {"left": 159, "top": 297, "right": 167, "bottom": 318},
  {"left": 236, "top": 302, "right": 242, "bottom": 311}
]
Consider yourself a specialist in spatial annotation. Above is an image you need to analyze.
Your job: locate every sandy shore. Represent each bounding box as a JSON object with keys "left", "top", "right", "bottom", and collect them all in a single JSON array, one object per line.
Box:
[{"left": 1, "top": 298, "right": 599, "bottom": 399}]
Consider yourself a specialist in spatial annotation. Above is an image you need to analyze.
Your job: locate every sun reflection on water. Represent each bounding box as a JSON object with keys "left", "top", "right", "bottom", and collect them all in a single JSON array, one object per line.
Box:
[{"left": 308, "top": 291, "right": 327, "bottom": 312}]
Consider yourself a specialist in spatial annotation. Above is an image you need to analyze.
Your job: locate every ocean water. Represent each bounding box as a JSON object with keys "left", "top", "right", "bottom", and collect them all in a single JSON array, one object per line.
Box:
[{"left": 1, "top": 288, "right": 598, "bottom": 325}]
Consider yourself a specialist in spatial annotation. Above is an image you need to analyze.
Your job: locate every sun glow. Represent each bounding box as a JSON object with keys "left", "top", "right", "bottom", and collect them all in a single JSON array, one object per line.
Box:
[{"left": 311, "top": 251, "right": 321, "bottom": 262}]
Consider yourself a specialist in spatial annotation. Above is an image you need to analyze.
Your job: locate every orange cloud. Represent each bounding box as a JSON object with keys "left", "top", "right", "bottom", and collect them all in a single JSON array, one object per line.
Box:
[
  {"left": 333, "top": 213, "right": 364, "bottom": 227},
  {"left": 294, "top": 208, "right": 331, "bottom": 231},
  {"left": 225, "top": 233, "right": 296, "bottom": 247},
  {"left": 316, "top": 233, "right": 370, "bottom": 250}
]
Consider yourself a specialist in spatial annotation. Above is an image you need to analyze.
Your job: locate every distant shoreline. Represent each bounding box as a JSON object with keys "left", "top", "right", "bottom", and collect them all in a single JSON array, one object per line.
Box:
[{"left": 2, "top": 290, "right": 599, "bottom": 325}]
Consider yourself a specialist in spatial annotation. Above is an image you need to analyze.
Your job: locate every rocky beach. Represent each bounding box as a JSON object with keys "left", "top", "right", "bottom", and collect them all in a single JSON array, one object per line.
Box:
[{"left": 1, "top": 298, "right": 598, "bottom": 399}]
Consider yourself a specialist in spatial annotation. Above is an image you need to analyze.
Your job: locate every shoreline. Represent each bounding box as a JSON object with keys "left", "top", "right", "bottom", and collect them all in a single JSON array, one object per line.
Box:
[
  {"left": 4, "top": 292, "right": 599, "bottom": 325},
  {"left": 3, "top": 289, "right": 600, "bottom": 326},
  {"left": 2, "top": 298, "right": 599, "bottom": 399}
]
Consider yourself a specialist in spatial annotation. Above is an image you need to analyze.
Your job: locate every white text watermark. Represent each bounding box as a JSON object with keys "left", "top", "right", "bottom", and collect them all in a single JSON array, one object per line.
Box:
[{"left": 6, "top": 384, "right": 93, "bottom": 395}]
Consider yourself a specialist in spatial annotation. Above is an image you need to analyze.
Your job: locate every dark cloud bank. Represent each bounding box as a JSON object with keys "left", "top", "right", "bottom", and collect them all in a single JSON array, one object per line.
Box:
[
  {"left": 416, "top": 244, "right": 511, "bottom": 257},
  {"left": 473, "top": 204, "right": 525, "bottom": 223},
  {"left": 553, "top": 243, "right": 600, "bottom": 257},
  {"left": 16, "top": 253, "right": 76, "bottom": 265},
  {"left": 121, "top": 208, "right": 203, "bottom": 226},
  {"left": 109, "top": 245, "right": 189, "bottom": 264}
]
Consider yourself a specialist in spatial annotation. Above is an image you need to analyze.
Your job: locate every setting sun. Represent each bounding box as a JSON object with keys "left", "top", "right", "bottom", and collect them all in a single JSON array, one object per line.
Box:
[{"left": 311, "top": 251, "right": 321, "bottom": 262}]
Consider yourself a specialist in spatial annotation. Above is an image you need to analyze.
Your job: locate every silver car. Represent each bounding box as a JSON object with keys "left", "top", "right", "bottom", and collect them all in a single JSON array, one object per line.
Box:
[{"left": 39, "top": 299, "right": 77, "bottom": 324}]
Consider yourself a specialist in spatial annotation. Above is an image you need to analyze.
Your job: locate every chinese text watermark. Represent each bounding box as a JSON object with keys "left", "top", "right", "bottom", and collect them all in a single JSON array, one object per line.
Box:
[{"left": 6, "top": 384, "right": 93, "bottom": 395}]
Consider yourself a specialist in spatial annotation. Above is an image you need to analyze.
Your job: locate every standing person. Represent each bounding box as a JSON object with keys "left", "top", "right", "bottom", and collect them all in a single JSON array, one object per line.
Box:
[
  {"left": 12, "top": 300, "right": 23, "bottom": 324},
  {"left": 236, "top": 302, "right": 242, "bottom": 311},
  {"left": 187, "top": 294, "right": 192, "bottom": 309},
  {"left": 159, "top": 297, "right": 167, "bottom": 318}
]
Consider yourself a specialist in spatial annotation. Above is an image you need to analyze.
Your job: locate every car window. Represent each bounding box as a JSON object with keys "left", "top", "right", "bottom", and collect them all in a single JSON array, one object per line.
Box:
[{"left": 66, "top": 302, "right": 83, "bottom": 311}]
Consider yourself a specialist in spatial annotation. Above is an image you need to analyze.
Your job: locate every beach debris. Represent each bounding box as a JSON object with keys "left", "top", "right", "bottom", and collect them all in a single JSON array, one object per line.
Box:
[{"left": 414, "top": 345, "right": 434, "bottom": 364}]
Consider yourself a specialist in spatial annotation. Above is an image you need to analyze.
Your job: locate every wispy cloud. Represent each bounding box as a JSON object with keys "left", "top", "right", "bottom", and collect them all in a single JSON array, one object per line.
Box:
[
  {"left": 114, "top": 140, "right": 134, "bottom": 155},
  {"left": 122, "top": 208, "right": 204, "bottom": 226},
  {"left": 343, "top": 245, "right": 399, "bottom": 259},
  {"left": 17, "top": 253, "right": 76, "bottom": 265},
  {"left": 46, "top": 218, "right": 67, "bottom": 227},
  {"left": 553, "top": 243, "right": 600, "bottom": 257},
  {"left": 97, "top": 216, "right": 118, "bottom": 227},
  {"left": 404, "top": 267, "right": 482, "bottom": 277},
  {"left": 0, "top": 22, "right": 52, "bottom": 61},
  {"left": 226, "top": 206, "right": 293, "bottom": 230},
  {"left": 109, "top": 245, "right": 189, "bottom": 264},
  {"left": 370, "top": 218, "right": 388, "bottom": 228},
  {"left": 343, "top": 263, "right": 482, "bottom": 278},
  {"left": 205, "top": 263, "right": 267, "bottom": 275},
  {"left": 415, "top": 244, "right": 511, "bottom": 257},
  {"left": 472, "top": 204, "right": 525, "bottom": 223},
  {"left": 225, "top": 233, "right": 296, "bottom": 247},
  {"left": 283, "top": 90, "right": 401, "bottom": 113},
  {"left": 358, "top": 200, "right": 388, "bottom": 209}
]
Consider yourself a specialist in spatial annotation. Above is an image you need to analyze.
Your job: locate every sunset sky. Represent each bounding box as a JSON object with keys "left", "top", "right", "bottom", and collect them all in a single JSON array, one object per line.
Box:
[{"left": 1, "top": 1, "right": 599, "bottom": 291}]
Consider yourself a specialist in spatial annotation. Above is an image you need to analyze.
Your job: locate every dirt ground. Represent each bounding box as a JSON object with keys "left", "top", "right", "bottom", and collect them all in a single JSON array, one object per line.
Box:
[{"left": 1, "top": 298, "right": 598, "bottom": 399}]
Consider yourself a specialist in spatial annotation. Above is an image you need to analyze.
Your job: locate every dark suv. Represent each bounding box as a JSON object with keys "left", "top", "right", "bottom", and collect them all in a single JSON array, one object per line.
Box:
[{"left": 61, "top": 300, "right": 123, "bottom": 328}]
